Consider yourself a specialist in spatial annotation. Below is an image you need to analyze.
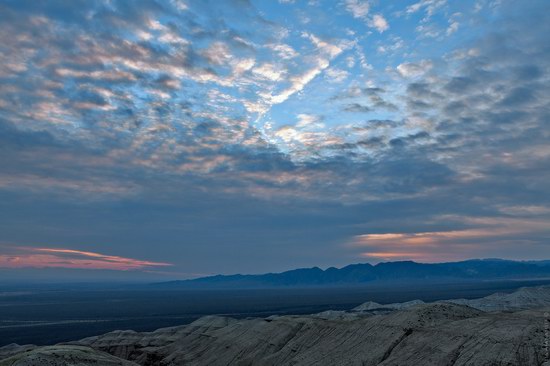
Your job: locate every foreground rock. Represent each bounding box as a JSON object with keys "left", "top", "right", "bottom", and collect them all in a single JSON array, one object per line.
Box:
[
  {"left": 72, "top": 304, "right": 546, "bottom": 365},
  {"left": 352, "top": 299, "right": 425, "bottom": 313},
  {"left": 444, "top": 285, "right": 550, "bottom": 311},
  {"left": 0, "top": 345, "right": 35, "bottom": 361},
  {"left": 0, "top": 345, "right": 137, "bottom": 366},
  {"left": 2, "top": 286, "right": 550, "bottom": 365}
]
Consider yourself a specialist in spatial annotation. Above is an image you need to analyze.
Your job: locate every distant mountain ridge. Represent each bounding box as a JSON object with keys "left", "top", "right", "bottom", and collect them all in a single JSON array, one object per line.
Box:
[{"left": 156, "top": 259, "right": 550, "bottom": 288}]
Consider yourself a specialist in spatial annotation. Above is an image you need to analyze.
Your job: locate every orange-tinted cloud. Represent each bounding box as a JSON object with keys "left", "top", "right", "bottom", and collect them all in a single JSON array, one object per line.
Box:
[
  {"left": 352, "top": 216, "right": 550, "bottom": 262},
  {"left": 0, "top": 247, "right": 171, "bottom": 271}
]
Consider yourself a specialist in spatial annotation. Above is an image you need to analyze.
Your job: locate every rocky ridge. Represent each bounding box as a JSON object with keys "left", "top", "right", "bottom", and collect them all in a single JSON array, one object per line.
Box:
[{"left": 1, "top": 286, "right": 549, "bottom": 365}]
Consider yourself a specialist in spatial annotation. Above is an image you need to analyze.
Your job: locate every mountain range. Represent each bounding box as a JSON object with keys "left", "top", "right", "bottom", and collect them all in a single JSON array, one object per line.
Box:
[{"left": 156, "top": 259, "right": 550, "bottom": 288}]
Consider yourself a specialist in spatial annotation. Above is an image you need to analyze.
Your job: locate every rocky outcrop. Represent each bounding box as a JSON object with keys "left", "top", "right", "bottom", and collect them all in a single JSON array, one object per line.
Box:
[
  {"left": 353, "top": 299, "right": 425, "bottom": 312},
  {"left": 71, "top": 303, "right": 545, "bottom": 365},
  {"left": 2, "top": 286, "right": 550, "bottom": 365},
  {"left": 0, "top": 345, "right": 137, "bottom": 366},
  {"left": 0, "top": 345, "right": 35, "bottom": 361},
  {"left": 444, "top": 285, "right": 550, "bottom": 311},
  {"left": 350, "top": 285, "right": 550, "bottom": 313}
]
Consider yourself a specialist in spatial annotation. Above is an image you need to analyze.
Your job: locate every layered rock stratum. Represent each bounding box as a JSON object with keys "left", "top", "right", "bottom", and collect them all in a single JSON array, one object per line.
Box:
[{"left": 2, "top": 286, "right": 550, "bottom": 365}]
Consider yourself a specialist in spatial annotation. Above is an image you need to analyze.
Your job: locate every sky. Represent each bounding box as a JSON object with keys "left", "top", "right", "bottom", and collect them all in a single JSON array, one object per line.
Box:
[{"left": 0, "top": 0, "right": 549, "bottom": 281}]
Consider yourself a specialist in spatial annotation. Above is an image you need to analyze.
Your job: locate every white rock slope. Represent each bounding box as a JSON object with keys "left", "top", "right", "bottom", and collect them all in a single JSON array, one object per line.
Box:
[
  {"left": 1, "top": 286, "right": 549, "bottom": 365},
  {"left": 444, "top": 285, "right": 550, "bottom": 311}
]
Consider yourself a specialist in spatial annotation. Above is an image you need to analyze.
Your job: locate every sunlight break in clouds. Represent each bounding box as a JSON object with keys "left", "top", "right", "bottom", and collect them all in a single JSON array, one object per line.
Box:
[{"left": 0, "top": 247, "right": 172, "bottom": 271}]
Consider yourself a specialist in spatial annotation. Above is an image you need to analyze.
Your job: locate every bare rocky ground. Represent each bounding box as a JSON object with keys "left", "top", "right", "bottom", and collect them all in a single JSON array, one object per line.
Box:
[{"left": 2, "top": 286, "right": 550, "bottom": 366}]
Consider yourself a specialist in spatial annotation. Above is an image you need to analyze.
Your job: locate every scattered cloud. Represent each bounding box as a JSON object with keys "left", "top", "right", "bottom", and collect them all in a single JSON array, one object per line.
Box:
[
  {"left": 325, "top": 67, "right": 349, "bottom": 83},
  {"left": 396, "top": 60, "right": 434, "bottom": 78},
  {"left": 343, "top": 103, "right": 371, "bottom": 113},
  {"left": 369, "top": 14, "right": 389, "bottom": 33},
  {"left": 0, "top": 0, "right": 549, "bottom": 276},
  {"left": 344, "top": 2, "right": 388, "bottom": 32},
  {"left": 267, "top": 33, "right": 344, "bottom": 105},
  {"left": 446, "top": 21, "right": 459, "bottom": 35},
  {"left": 296, "top": 114, "right": 325, "bottom": 129},
  {"left": 253, "top": 63, "right": 286, "bottom": 81},
  {"left": 344, "top": 0, "right": 370, "bottom": 19},
  {"left": 406, "top": 0, "right": 447, "bottom": 19}
]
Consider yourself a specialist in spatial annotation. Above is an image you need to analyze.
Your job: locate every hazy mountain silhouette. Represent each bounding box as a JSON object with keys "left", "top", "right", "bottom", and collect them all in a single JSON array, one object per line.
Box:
[{"left": 155, "top": 259, "right": 550, "bottom": 288}]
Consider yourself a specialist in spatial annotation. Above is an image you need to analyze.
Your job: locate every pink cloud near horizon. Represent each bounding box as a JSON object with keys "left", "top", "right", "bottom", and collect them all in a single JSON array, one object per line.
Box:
[
  {"left": 0, "top": 247, "right": 172, "bottom": 271},
  {"left": 352, "top": 216, "right": 550, "bottom": 263}
]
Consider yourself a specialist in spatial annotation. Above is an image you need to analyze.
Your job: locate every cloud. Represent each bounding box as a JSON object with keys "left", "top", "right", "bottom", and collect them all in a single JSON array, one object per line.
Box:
[
  {"left": 295, "top": 114, "right": 324, "bottom": 129},
  {"left": 267, "top": 33, "right": 344, "bottom": 105},
  {"left": 344, "top": 0, "right": 370, "bottom": 19},
  {"left": 396, "top": 60, "right": 433, "bottom": 78},
  {"left": 377, "top": 37, "right": 404, "bottom": 54},
  {"left": 201, "top": 42, "right": 233, "bottom": 65},
  {"left": 352, "top": 215, "right": 550, "bottom": 262},
  {"left": 344, "top": 1, "right": 388, "bottom": 32},
  {"left": 343, "top": 103, "right": 371, "bottom": 113},
  {"left": 446, "top": 20, "right": 459, "bottom": 35},
  {"left": 266, "top": 43, "right": 298, "bottom": 60},
  {"left": 368, "top": 14, "right": 389, "bottom": 33},
  {"left": 325, "top": 67, "right": 349, "bottom": 83},
  {"left": 405, "top": 0, "right": 447, "bottom": 19},
  {"left": 330, "top": 86, "right": 398, "bottom": 111},
  {"left": 0, "top": 247, "right": 171, "bottom": 271},
  {"left": 252, "top": 63, "right": 285, "bottom": 81}
]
